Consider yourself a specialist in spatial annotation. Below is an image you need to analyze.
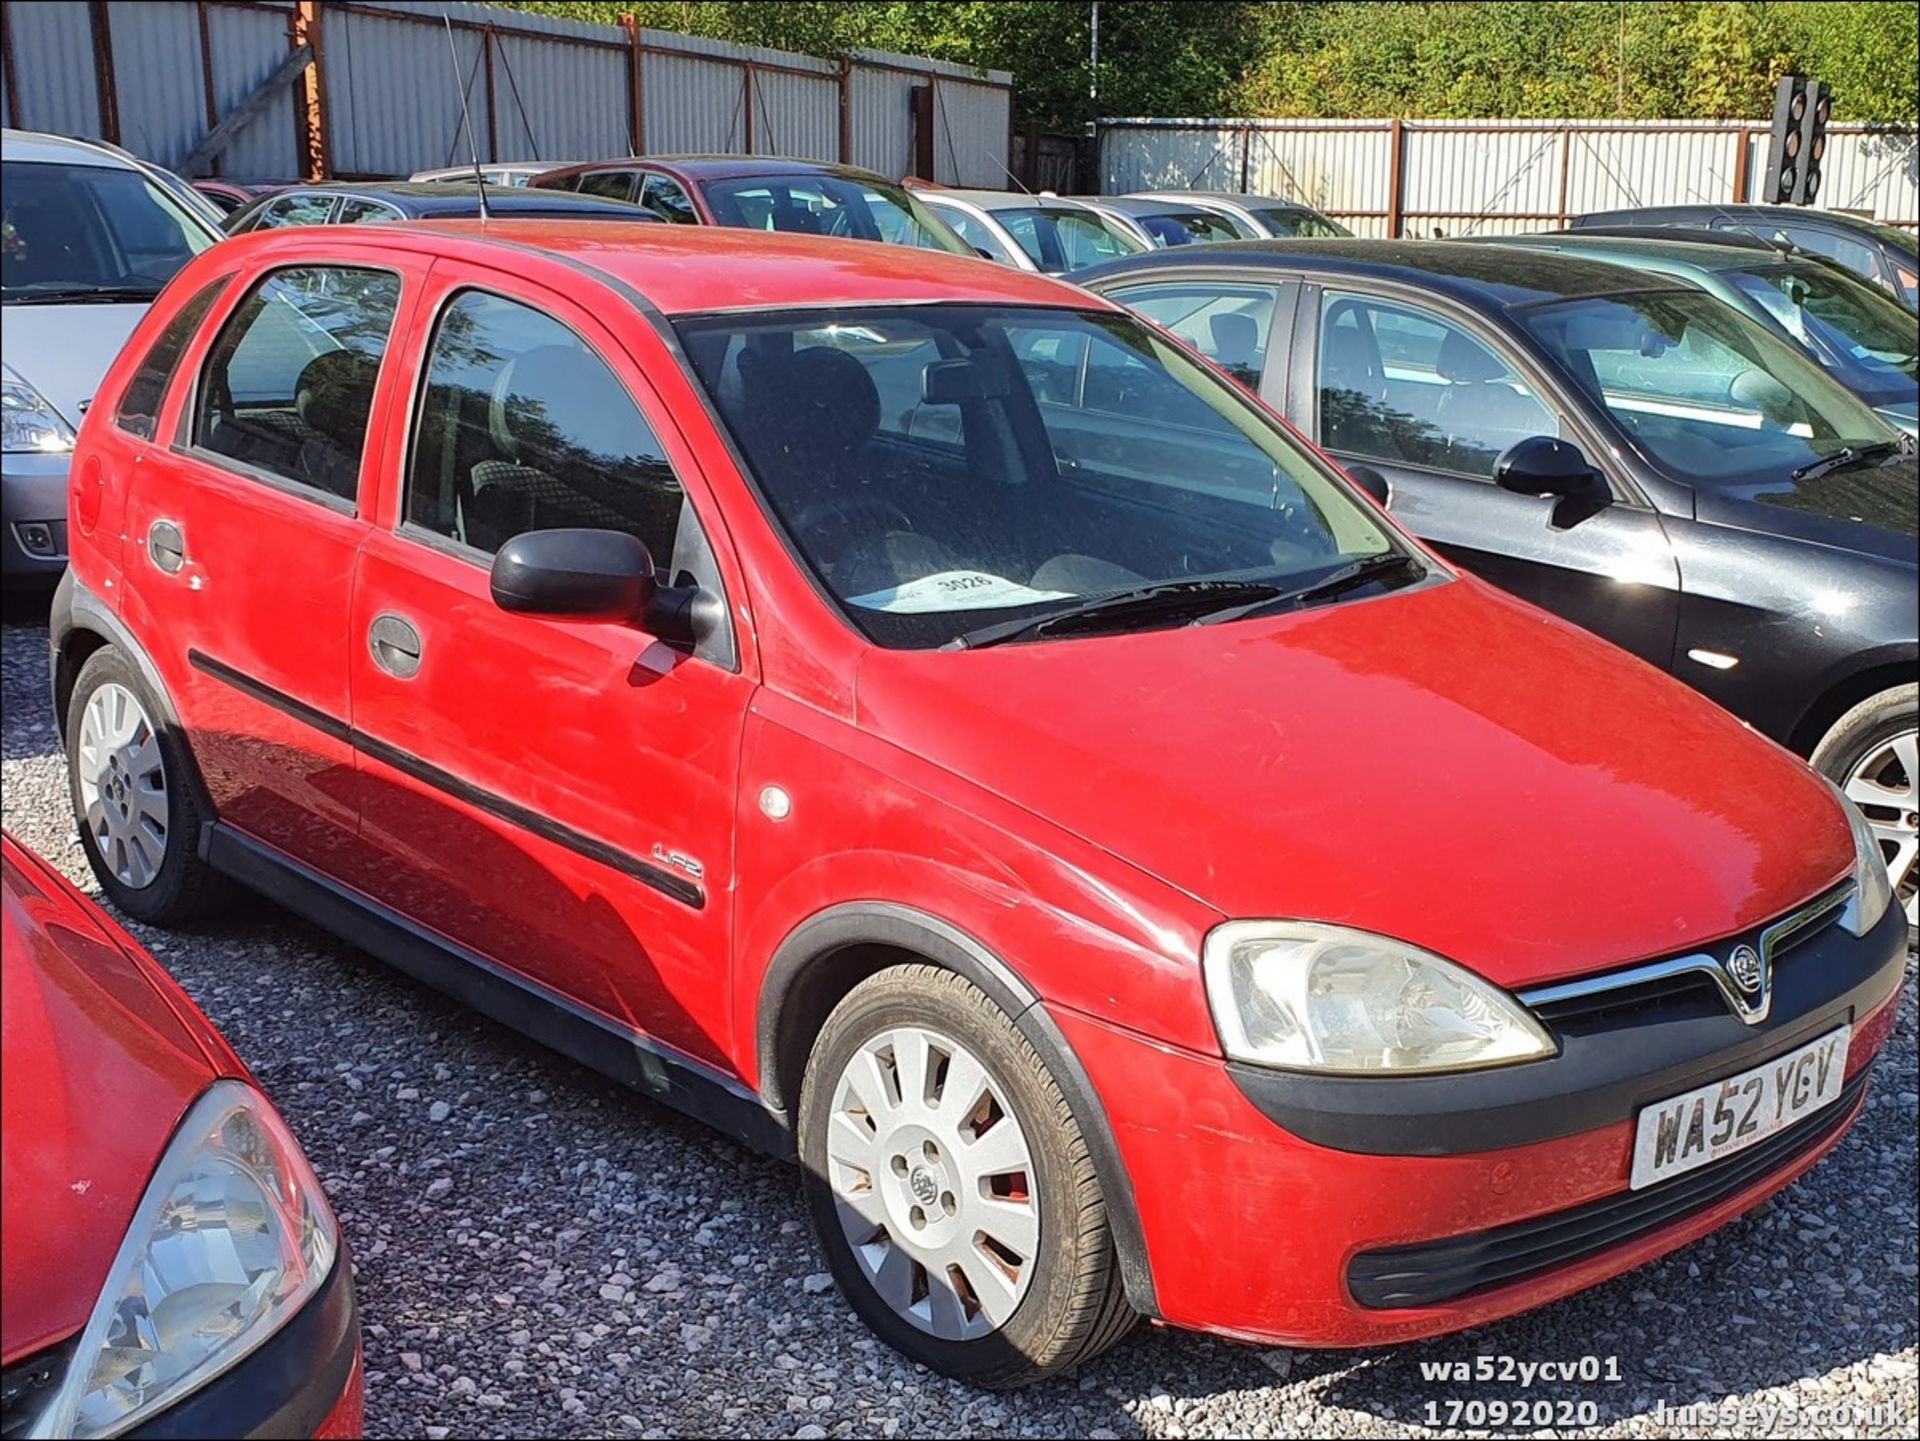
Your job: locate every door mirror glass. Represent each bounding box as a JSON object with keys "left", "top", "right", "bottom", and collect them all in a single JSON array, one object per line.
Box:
[
  {"left": 490, "top": 527, "right": 656, "bottom": 621},
  {"left": 1493, "top": 435, "right": 1605, "bottom": 498}
]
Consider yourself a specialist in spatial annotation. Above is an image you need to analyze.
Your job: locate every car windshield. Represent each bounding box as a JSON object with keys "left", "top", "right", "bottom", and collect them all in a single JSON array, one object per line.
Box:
[
  {"left": 677, "top": 304, "right": 1407, "bottom": 650},
  {"left": 1137, "top": 209, "right": 1245, "bottom": 246},
  {"left": 2, "top": 159, "right": 214, "bottom": 301},
  {"left": 996, "top": 206, "right": 1144, "bottom": 272},
  {"left": 702, "top": 174, "right": 968, "bottom": 253},
  {"left": 1252, "top": 207, "right": 1349, "bottom": 238},
  {"left": 1515, "top": 289, "right": 1899, "bottom": 487},
  {"left": 1725, "top": 262, "right": 1919, "bottom": 404}
]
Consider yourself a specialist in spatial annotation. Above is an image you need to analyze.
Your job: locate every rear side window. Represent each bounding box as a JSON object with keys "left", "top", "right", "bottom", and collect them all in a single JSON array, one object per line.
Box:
[
  {"left": 1118, "top": 283, "right": 1279, "bottom": 391},
  {"left": 405, "top": 290, "right": 684, "bottom": 566},
  {"left": 576, "top": 171, "right": 636, "bottom": 203},
  {"left": 191, "top": 267, "right": 401, "bottom": 505},
  {"left": 115, "top": 276, "right": 229, "bottom": 441},
  {"left": 337, "top": 197, "right": 403, "bottom": 225},
  {"left": 256, "top": 193, "right": 335, "bottom": 230}
]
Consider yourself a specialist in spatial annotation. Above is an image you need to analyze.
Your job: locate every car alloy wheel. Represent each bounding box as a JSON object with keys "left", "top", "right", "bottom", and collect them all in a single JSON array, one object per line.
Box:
[
  {"left": 824, "top": 1025, "right": 1039, "bottom": 1341},
  {"left": 75, "top": 681, "right": 169, "bottom": 889},
  {"left": 1844, "top": 728, "right": 1918, "bottom": 930}
]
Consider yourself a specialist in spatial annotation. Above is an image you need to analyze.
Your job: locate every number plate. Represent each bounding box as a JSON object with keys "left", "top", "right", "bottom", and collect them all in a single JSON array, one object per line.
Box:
[{"left": 1629, "top": 1026, "right": 1850, "bottom": 1190}]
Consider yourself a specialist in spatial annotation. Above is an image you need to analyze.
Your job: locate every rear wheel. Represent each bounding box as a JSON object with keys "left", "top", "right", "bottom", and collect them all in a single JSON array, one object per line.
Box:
[
  {"left": 66, "top": 647, "right": 225, "bottom": 923},
  {"left": 797, "top": 964, "right": 1135, "bottom": 1387},
  {"left": 1812, "top": 683, "right": 1917, "bottom": 938}
]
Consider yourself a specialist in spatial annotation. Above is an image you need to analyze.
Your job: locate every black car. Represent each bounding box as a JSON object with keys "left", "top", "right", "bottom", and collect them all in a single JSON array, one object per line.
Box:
[
  {"left": 1077, "top": 240, "right": 1919, "bottom": 928},
  {"left": 1571, "top": 205, "right": 1918, "bottom": 311},
  {"left": 223, "top": 180, "right": 654, "bottom": 234}
]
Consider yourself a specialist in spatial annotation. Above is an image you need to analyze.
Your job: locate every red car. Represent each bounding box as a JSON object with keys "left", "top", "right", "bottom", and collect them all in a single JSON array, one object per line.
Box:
[
  {"left": 1, "top": 834, "right": 360, "bottom": 1436},
  {"left": 529, "top": 154, "right": 969, "bottom": 251},
  {"left": 50, "top": 219, "right": 1905, "bottom": 1387}
]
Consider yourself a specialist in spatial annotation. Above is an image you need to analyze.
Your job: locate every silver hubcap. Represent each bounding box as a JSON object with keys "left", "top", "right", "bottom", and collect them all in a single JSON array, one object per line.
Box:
[
  {"left": 1845, "top": 728, "right": 1919, "bottom": 929},
  {"left": 826, "top": 1027, "right": 1039, "bottom": 1340},
  {"left": 76, "top": 682, "right": 168, "bottom": 889}
]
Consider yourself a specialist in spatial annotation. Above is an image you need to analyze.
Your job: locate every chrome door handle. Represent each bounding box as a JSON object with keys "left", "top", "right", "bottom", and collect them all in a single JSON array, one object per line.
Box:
[
  {"left": 147, "top": 520, "right": 187, "bottom": 575},
  {"left": 368, "top": 613, "right": 422, "bottom": 679}
]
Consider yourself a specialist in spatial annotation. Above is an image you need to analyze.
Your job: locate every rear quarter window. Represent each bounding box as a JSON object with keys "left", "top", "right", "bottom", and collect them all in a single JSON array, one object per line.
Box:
[{"left": 114, "top": 276, "right": 231, "bottom": 441}]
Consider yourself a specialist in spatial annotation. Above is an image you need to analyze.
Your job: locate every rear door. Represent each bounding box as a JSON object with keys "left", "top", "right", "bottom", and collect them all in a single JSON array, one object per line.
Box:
[
  {"left": 1290, "top": 281, "right": 1682, "bottom": 667},
  {"left": 342, "top": 260, "right": 752, "bottom": 1063},
  {"left": 120, "top": 248, "right": 425, "bottom": 868}
]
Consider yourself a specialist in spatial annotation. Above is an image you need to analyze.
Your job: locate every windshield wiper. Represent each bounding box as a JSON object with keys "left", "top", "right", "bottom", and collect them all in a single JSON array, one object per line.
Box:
[
  {"left": 4, "top": 285, "right": 165, "bottom": 306},
  {"left": 1197, "top": 552, "right": 1426, "bottom": 625},
  {"left": 1792, "top": 439, "right": 1907, "bottom": 482},
  {"left": 943, "top": 578, "right": 1287, "bottom": 651}
]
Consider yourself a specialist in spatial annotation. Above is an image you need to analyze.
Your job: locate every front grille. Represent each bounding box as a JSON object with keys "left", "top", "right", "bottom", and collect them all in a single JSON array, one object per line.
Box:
[
  {"left": 0, "top": 1337, "right": 75, "bottom": 1440},
  {"left": 1348, "top": 1065, "right": 1870, "bottom": 1309},
  {"left": 1522, "top": 882, "right": 1853, "bottom": 1028}
]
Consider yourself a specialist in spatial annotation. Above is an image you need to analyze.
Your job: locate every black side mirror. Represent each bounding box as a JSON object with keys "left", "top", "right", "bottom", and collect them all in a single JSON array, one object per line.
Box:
[
  {"left": 492, "top": 528, "right": 657, "bottom": 622},
  {"left": 490, "top": 527, "right": 725, "bottom": 650},
  {"left": 1346, "top": 464, "right": 1391, "bottom": 507},
  {"left": 1494, "top": 436, "right": 1606, "bottom": 499}
]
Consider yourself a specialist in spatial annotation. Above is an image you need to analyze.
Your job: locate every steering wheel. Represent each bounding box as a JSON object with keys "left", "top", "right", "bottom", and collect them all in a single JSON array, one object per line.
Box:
[{"left": 788, "top": 494, "right": 920, "bottom": 560}]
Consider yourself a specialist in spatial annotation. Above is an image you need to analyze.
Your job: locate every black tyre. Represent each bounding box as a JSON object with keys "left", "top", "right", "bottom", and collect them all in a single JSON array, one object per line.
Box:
[
  {"left": 1811, "top": 682, "right": 1917, "bottom": 939},
  {"left": 65, "top": 646, "right": 226, "bottom": 924},
  {"left": 797, "top": 964, "right": 1137, "bottom": 1387}
]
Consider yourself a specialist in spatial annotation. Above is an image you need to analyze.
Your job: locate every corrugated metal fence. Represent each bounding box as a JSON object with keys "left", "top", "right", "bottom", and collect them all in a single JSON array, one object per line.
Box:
[
  {"left": 1101, "top": 117, "right": 1919, "bottom": 235},
  {"left": 0, "top": 1, "right": 1013, "bottom": 184}
]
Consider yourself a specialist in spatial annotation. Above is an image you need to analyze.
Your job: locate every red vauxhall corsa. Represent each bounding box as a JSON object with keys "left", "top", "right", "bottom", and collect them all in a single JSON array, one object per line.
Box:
[
  {"left": 49, "top": 219, "right": 1905, "bottom": 1387},
  {"left": 0, "top": 834, "right": 360, "bottom": 1437}
]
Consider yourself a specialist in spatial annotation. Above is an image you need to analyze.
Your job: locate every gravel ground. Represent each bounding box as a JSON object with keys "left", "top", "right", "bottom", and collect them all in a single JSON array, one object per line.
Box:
[{"left": 4, "top": 601, "right": 1916, "bottom": 1440}]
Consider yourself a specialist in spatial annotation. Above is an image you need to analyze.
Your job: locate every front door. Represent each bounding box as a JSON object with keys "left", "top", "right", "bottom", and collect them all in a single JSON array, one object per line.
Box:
[
  {"left": 120, "top": 254, "right": 418, "bottom": 868},
  {"left": 344, "top": 268, "right": 752, "bottom": 1064},
  {"left": 1300, "top": 285, "right": 1682, "bottom": 668}
]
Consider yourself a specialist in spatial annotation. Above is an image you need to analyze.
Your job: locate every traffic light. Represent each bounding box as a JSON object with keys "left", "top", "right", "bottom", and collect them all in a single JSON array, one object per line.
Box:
[{"left": 1763, "top": 75, "right": 1834, "bottom": 206}]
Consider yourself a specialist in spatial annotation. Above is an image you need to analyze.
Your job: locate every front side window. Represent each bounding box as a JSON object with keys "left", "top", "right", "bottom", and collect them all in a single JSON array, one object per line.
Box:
[
  {"left": 1770, "top": 224, "right": 1884, "bottom": 286},
  {"left": 1136, "top": 209, "right": 1246, "bottom": 247},
  {"left": 1117, "top": 284, "right": 1278, "bottom": 391},
  {"left": 997, "top": 207, "right": 1143, "bottom": 272},
  {"left": 929, "top": 206, "right": 1013, "bottom": 263},
  {"left": 639, "top": 174, "right": 699, "bottom": 224},
  {"left": 1252, "top": 207, "right": 1348, "bottom": 238},
  {"left": 406, "top": 291, "right": 684, "bottom": 566},
  {"left": 1318, "top": 293, "right": 1557, "bottom": 477},
  {"left": 678, "top": 305, "right": 1404, "bottom": 650},
  {"left": 1516, "top": 290, "right": 1897, "bottom": 488},
  {"left": 191, "top": 267, "right": 400, "bottom": 503},
  {"left": 116, "top": 277, "right": 230, "bottom": 441},
  {"left": 256, "top": 193, "right": 336, "bottom": 230},
  {"left": 1726, "top": 263, "right": 1919, "bottom": 405},
  {"left": 1, "top": 160, "right": 214, "bottom": 301},
  {"left": 702, "top": 175, "right": 968, "bottom": 253},
  {"left": 576, "top": 171, "right": 637, "bottom": 203}
]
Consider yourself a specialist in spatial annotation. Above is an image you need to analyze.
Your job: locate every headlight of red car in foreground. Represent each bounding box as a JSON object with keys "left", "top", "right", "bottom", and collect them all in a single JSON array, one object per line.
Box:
[{"left": 31, "top": 1081, "right": 339, "bottom": 1440}]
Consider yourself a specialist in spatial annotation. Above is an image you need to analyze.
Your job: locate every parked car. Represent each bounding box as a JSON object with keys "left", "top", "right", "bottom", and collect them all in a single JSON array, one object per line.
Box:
[
  {"left": 3, "top": 127, "right": 222, "bottom": 588},
  {"left": 1079, "top": 239, "right": 1918, "bottom": 929},
  {"left": 224, "top": 180, "right": 656, "bottom": 234},
  {"left": 530, "top": 155, "right": 969, "bottom": 252},
  {"left": 917, "top": 188, "right": 1145, "bottom": 273},
  {"left": 71, "top": 140, "right": 228, "bottom": 228},
  {"left": 1571, "top": 204, "right": 1919, "bottom": 311},
  {"left": 1482, "top": 231, "right": 1918, "bottom": 435},
  {"left": 1066, "top": 193, "right": 1251, "bottom": 247},
  {"left": 2, "top": 831, "right": 360, "bottom": 1437},
  {"left": 409, "top": 162, "right": 581, "bottom": 187},
  {"left": 53, "top": 217, "right": 1905, "bottom": 1387},
  {"left": 1127, "top": 190, "right": 1351, "bottom": 238},
  {"left": 192, "top": 178, "right": 283, "bottom": 216}
]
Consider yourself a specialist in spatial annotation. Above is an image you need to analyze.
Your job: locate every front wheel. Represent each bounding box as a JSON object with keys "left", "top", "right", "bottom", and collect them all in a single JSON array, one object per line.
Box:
[
  {"left": 797, "top": 964, "right": 1136, "bottom": 1387},
  {"left": 1812, "top": 683, "right": 1917, "bottom": 939}
]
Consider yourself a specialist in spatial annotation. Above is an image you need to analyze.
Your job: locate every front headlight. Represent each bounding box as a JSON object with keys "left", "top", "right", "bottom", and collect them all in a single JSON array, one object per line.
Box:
[
  {"left": 1828, "top": 777, "right": 1894, "bottom": 937},
  {"left": 1, "top": 367, "right": 76, "bottom": 454},
  {"left": 1203, "top": 921, "right": 1555, "bottom": 1073},
  {"left": 31, "top": 1081, "right": 338, "bottom": 1440}
]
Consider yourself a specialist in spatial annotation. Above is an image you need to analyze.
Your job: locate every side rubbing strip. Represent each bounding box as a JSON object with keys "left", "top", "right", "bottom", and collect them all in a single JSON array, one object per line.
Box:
[{"left": 185, "top": 648, "right": 705, "bottom": 909}]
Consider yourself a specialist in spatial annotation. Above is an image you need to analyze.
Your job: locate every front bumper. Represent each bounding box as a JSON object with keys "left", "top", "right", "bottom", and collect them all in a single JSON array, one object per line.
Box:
[
  {"left": 1, "top": 452, "right": 71, "bottom": 586},
  {"left": 1058, "top": 897, "right": 1906, "bottom": 1347}
]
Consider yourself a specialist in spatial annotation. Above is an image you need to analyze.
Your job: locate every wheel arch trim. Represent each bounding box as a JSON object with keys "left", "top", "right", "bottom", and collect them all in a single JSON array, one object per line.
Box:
[{"left": 756, "top": 901, "right": 1160, "bottom": 1316}]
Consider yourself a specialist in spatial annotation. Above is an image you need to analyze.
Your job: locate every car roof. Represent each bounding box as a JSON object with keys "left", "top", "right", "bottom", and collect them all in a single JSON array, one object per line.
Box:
[
  {"left": 1577, "top": 204, "right": 1896, "bottom": 240},
  {"left": 250, "top": 182, "right": 646, "bottom": 218},
  {"left": 1487, "top": 233, "right": 1774, "bottom": 274},
  {"left": 923, "top": 189, "right": 1087, "bottom": 212},
  {"left": 1134, "top": 191, "right": 1312, "bottom": 210},
  {"left": 2, "top": 127, "right": 137, "bottom": 168},
  {"left": 1077, "top": 195, "right": 1225, "bottom": 217},
  {"left": 1078, "top": 238, "right": 1680, "bottom": 307},
  {"left": 546, "top": 155, "right": 897, "bottom": 185},
  {"left": 235, "top": 219, "right": 1100, "bottom": 317},
  {"left": 1551, "top": 223, "right": 1781, "bottom": 253}
]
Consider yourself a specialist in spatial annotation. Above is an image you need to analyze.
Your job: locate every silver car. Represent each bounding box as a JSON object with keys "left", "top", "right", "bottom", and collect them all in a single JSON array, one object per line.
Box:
[
  {"left": 3, "top": 129, "right": 221, "bottom": 587},
  {"left": 1126, "top": 190, "right": 1350, "bottom": 239},
  {"left": 917, "top": 189, "right": 1146, "bottom": 274}
]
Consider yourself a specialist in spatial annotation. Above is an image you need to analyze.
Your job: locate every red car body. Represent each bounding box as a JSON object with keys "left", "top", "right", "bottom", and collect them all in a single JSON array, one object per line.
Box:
[
  {"left": 49, "top": 220, "right": 1905, "bottom": 1364},
  {"left": 0, "top": 834, "right": 362, "bottom": 1437}
]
